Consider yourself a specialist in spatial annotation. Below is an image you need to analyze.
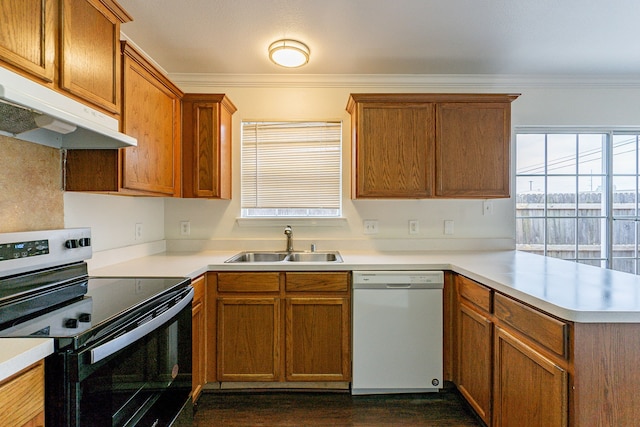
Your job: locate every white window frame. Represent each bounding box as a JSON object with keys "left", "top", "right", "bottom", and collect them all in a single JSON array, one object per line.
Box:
[{"left": 515, "top": 127, "right": 640, "bottom": 275}]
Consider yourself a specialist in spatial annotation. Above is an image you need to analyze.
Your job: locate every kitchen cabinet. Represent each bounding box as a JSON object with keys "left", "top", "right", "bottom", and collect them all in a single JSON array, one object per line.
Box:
[
  {"left": 120, "top": 41, "right": 183, "bottom": 196},
  {"left": 455, "top": 275, "right": 492, "bottom": 425},
  {"left": 60, "top": 0, "right": 130, "bottom": 115},
  {"left": 346, "top": 93, "right": 519, "bottom": 199},
  {"left": 453, "top": 274, "right": 569, "bottom": 427},
  {"left": 191, "top": 274, "right": 206, "bottom": 403},
  {"left": 435, "top": 101, "right": 512, "bottom": 197},
  {"left": 0, "top": 0, "right": 131, "bottom": 116},
  {"left": 284, "top": 272, "right": 351, "bottom": 382},
  {"left": 213, "top": 271, "right": 351, "bottom": 384},
  {"left": 182, "top": 94, "right": 237, "bottom": 199},
  {"left": 0, "top": 360, "right": 45, "bottom": 427},
  {"left": 0, "top": 0, "right": 55, "bottom": 84},
  {"left": 493, "top": 326, "right": 567, "bottom": 427},
  {"left": 65, "top": 41, "right": 184, "bottom": 196},
  {"left": 216, "top": 272, "right": 281, "bottom": 381}
]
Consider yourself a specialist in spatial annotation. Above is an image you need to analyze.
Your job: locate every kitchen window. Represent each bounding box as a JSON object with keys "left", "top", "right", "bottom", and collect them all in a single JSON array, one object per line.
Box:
[
  {"left": 241, "top": 121, "right": 342, "bottom": 218},
  {"left": 516, "top": 129, "right": 640, "bottom": 274}
]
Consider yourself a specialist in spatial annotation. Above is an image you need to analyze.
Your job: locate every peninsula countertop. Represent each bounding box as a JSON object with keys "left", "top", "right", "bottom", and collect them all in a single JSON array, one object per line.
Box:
[{"left": 90, "top": 249, "right": 640, "bottom": 323}]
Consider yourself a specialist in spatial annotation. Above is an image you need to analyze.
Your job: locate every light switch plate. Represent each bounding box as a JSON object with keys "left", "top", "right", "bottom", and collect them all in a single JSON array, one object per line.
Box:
[{"left": 444, "top": 220, "right": 454, "bottom": 235}]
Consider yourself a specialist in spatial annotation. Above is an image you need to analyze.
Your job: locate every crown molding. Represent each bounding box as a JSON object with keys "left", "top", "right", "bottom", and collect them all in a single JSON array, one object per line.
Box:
[{"left": 169, "top": 72, "right": 640, "bottom": 90}]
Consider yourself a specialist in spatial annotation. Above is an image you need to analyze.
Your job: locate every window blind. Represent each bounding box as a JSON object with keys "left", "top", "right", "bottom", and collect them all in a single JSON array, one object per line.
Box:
[{"left": 241, "top": 121, "right": 342, "bottom": 217}]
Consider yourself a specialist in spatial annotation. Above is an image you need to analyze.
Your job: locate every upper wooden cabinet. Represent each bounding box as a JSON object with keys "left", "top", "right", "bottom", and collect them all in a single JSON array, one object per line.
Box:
[
  {"left": 346, "top": 93, "right": 519, "bottom": 199},
  {"left": 65, "top": 42, "right": 183, "bottom": 196},
  {"left": 347, "top": 99, "right": 435, "bottom": 198},
  {"left": 59, "top": 0, "right": 131, "bottom": 115},
  {"left": 0, "top": 0, "right": 132, "bottom": 117},
  {"left": 120, "top": 41, "right": 183, "bottom": 196},
  {"left": 182, "top": 94, "right": 237, "bottom": 199},
  {"left": 0, "top": 0, "right": 56, "bottom": 83}
]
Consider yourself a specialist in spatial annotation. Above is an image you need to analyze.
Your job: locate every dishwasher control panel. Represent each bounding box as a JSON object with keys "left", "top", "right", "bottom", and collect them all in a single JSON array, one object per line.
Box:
[{"left": 352, "top": 271, "right": 444, "bottom": 288}]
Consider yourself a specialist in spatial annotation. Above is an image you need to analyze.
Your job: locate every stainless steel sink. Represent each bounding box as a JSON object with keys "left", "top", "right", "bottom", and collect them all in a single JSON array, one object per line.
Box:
[
  {"left": 285, "top": 252, "right": 342, "bottom": 262},
  {"left": 225, "top": 252, "right": 289, "bottom": 263},
  {"left": 224, "top": 251, "right": 343, "bottom": 263}
]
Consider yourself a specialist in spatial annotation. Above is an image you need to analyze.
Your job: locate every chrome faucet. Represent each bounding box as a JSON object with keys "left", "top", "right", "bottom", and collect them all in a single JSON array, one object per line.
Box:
[{"left": 284, "top": 225, "right": 294, "bottom": 252}]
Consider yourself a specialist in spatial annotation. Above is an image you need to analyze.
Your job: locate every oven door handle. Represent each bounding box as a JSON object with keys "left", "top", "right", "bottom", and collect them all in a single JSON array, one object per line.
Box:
[{"left": 89, "top": 287, "right": 194, "bottom": 364}]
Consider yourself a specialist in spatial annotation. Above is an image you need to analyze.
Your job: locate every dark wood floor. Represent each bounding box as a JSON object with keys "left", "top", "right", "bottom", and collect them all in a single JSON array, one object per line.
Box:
[{"left": 193, "top": 389, "right": 484, "bottom": 426}]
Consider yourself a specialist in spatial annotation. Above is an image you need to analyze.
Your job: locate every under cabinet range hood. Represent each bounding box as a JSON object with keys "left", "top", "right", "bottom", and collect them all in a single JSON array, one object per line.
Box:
[{"left": 0, "top": 67, "right": 136, "bottom": 149}]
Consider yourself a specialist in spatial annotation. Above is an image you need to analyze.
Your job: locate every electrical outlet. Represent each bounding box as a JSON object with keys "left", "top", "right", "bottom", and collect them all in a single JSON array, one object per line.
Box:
[
  {"left": 483, "top": 200, "right": 494, "bottom": 215},
  {"left": 444, "top": 220, "right": 454, "bottom": 235},
  {"left": 409, "top": 220, "right": 419, "bottom": 235},
  {"left": 134, "top": 223, "right": 143, "bottom": 241},
  {"left": 363, "top": 220, "right": 379, "bottom": 234},
  {"left": 180, "top": 221, "right": 191, "bottom": 236}
]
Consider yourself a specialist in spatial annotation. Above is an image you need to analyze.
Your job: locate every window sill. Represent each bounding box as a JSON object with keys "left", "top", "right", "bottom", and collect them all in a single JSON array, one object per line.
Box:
[{"left": 236, "top": 217, "right": 348, "bottom": 228}]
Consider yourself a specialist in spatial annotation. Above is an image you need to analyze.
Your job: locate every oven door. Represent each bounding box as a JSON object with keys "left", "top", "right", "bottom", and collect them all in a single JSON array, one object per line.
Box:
[{"left": 47, "top": 287, "right": 193, "bottom": 427}]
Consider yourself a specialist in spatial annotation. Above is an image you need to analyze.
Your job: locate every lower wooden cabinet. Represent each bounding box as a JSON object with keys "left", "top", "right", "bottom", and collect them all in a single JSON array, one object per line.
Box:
[
  {"left": 493, "top": 326, "right": 568, "bottom": 427},
  {"left": 0, "top": 360, "right": 45, "bottom": 427},
  {"left": 217, "top": 297, "right": 281, "bottom": 381},
  {"left": 454, "top": 274, "right": 569, "bottom": 427},
  {"left": 213, "top": 271, "right": 351, "bottom": 384},
  {"left": 457, "top": 302, "right": 492, "bottom": 425},
  {"left": 191, "top": 275, "right": 206, "bottom": 402},
  {"left": 285, "top": 297, "right": 350, "bottom": 381}
]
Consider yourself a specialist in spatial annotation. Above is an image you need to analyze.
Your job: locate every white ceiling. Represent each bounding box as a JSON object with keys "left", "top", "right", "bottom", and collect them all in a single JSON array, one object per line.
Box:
[{"left": 117, "top": 0, "right": 640, "bottom": 76}]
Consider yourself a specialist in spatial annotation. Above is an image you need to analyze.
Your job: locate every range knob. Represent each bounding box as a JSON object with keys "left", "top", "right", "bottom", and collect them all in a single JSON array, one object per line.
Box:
[
  {"left": 78, "top": 237, "right": 91, "bottom": 247},
  {"left": 64, "top": 239, "right": 79, "bottom": 249},
  {"left": 78, "top": 313, "right": 92, "bottom": 323},
  {"left": 64, "top": 318, "right": 79, "bottom": 329}
]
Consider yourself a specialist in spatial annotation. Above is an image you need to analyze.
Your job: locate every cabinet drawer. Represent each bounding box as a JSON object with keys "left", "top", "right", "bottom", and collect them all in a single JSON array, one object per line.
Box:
[
  {"left": 285, "top": 272, "right": 349, "bottom": 292},
  {"left": 457, "top": 275, "right": 491, "bottom": 312},
  {"left": 218, "top": 272, "right": 280, "bottom": 292},
  {"left": 494, "top": 293, "right": 568, "bottom": 358}
]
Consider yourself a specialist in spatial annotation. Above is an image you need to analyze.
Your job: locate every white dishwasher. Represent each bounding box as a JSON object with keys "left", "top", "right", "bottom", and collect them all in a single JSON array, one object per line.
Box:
[{"left": 351, "top": 270, "right": 444, "bottom": 395}]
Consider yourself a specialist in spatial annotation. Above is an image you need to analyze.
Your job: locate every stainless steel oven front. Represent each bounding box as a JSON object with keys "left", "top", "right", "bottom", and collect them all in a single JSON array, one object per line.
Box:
[{"left": 0, "top": 228, "right": 193, "bottom": 427}]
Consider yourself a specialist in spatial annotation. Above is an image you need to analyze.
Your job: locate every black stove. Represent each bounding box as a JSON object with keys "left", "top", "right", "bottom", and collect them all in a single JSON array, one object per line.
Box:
[{"left": 0, "top": 228, "right": 193, "bottom": 427}]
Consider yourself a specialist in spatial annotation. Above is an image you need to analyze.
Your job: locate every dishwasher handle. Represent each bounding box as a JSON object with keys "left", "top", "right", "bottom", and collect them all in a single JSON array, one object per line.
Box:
[{"left": 352, "top": 282, "right": 443, "bottom": 290}]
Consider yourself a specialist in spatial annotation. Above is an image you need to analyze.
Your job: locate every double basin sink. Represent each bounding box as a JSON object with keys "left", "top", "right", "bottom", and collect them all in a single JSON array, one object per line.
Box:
[{"left": 225, "top": 251, "right": 343, "bottom": 263}]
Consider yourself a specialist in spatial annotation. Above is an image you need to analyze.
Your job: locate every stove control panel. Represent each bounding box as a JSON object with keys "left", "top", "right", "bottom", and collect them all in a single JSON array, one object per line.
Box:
[
  {"left": 0, "top": 239, "right": 49, "bottom": 261},
  {"left": 0, "top": 228, "right": 92, "bottom": 278}
]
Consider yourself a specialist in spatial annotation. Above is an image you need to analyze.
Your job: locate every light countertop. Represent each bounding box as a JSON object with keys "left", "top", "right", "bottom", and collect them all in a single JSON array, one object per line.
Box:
[
  {"left": 0, "top": 338, "right": 53, "bottom": 383},
  {"left": 90, "top": 249, "right": 640, "bottom": 323}
]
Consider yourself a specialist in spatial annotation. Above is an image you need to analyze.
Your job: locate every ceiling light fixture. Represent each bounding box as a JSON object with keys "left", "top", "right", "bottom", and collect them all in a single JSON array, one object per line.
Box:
[{"left": 268, "top": 39, "right": 310, "bottom": 68}]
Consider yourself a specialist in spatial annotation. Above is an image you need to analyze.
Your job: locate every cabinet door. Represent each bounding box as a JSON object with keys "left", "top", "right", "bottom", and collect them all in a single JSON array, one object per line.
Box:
[
  {"left": 435, "top": 102, "right": 511, "bottom": 198},
  {"left": 352, "top": 102, "right": 435, "bottom": 198},
  {"left": 60, "top": 0, "right": 130, "bottom": 115},
  {"left": 494, "top": 327, "right": 567, "bottom": 427},
  {"left": 0, "top": 0, "right": 55, "bottom": 83},
  {"left": 457, "top": 303, "right": 492, "bottom": 425},
  {"left": 285, "top": 297, "right": 351, "bottom": 381},
  {"left": 191, "top": 275, "right": 205, "bottom": 402},
  {"left": 217, "top": 297, "right": 280, "bottom": 381},
  {"left": 0, "top": 361, "right": 45, "bottom": 427},
  {"left": 182, "top": 94, "right": 236, "bottom": 199},
  {"left": 121, "top": 42, "right": 182, "bottom": 196}
]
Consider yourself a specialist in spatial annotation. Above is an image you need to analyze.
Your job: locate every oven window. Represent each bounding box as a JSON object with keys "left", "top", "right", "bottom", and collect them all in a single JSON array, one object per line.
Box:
[{"left": 72, "top": 307, "right": 191, "bottom": 427}]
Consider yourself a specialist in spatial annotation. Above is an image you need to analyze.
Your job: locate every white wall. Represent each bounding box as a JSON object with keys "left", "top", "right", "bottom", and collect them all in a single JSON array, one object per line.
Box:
[
  {"left": 64, "top": 192, "right": 164, "bottom": 252},
  {"left": 64, "top": 76, "right": 640, "bottom": 253}
]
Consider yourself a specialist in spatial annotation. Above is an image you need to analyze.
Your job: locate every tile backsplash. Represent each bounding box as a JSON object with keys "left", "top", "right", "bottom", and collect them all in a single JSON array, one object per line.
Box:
[{"left": 0, "top": 135, "right": 63, "bottom": 232}]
